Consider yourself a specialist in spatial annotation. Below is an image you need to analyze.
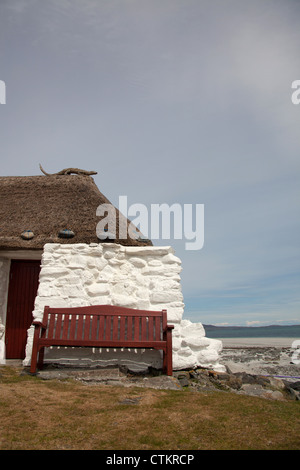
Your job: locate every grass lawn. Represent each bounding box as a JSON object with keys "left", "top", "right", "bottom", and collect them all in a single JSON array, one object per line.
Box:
[{"left": 0, "top": 366, "right": 299, "bottom": 450}]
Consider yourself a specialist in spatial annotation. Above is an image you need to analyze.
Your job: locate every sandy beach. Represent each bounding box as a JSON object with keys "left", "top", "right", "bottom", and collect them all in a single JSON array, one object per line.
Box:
[
  {"left": 218, "top": 337, "right": 300, "bottom": 379},
  {"left": 220, "top": 337, "right": 298, "bottom": 348}
]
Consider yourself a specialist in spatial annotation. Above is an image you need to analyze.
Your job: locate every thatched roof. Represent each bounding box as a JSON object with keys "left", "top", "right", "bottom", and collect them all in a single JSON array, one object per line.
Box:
[{"left": 0, "top": 174, "right": 152, "bottom": 250}]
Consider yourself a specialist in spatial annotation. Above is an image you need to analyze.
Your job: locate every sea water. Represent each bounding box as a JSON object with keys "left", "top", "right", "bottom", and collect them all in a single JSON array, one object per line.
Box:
[{"left": 203, "top": 324, "right": 300, "bottom": 339}]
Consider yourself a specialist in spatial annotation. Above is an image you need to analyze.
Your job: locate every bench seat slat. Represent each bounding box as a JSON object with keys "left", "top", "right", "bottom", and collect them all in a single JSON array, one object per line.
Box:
[{"left": 37, "top": 338, "right": 167, "bottom": 349}]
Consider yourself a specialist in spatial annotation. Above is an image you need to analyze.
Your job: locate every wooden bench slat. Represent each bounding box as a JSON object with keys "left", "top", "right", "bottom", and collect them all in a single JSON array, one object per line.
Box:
[
  {"left": 62, "top": 314, "right": 70, "bottom": 340},
  {"left": 69, "top": 314, "right": 77, "bottom": 340},
  {"left": 112, "top": 315, "right": 119, "bottom": 341},
  {"left": 98, "top": 315, "right": 105, "bottom": 341},
  {"left": 91, "top": 315, "right": 98, "bottom": 341},
  {"left": 148, "top": 316, "right": 154, "bottom": 341},
  {"left": 55, "top": 314, "right": 63, "bottom": 340},
  {"left": 141, "top": 316, "right": 147, "bottom": 341},
  {"left": 119, "top": 316, "right": 126, "bottom": 342},
  {"left": 134, "top": 316, "right": 140, "bottom": 341},
  {"left": 84, "top": 315, "right": 91, "bottom": 341},
  {"left": 155, "top": 316, "right": 161, "bottom": 341},
  {"left": 47, "top": 312, "right": 56, "bottom": 339},
  {"left": 127, "top": 316, "right": 133, "bottom": 341},
  {"left": 77, "top": 315, "right": 84, "bottom": 340},
  {"left": 105, "top": 315, "right": 112, "bottom": 341}
]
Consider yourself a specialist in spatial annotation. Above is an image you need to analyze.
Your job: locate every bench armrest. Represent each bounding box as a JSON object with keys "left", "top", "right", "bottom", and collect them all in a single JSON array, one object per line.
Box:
[{"left": 32, "top": 320, "right": 47, "bottom": 329}]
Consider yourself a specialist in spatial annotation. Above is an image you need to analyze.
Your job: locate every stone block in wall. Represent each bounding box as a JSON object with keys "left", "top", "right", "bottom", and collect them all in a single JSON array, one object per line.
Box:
[
  {"left": 161, "top": 253, "right": 182, "bottom": 264},
  {"left": 86, "top": 284, "right": 110, "bottom": 297},
  {"left": 33, "top": 296, "right": 70, "bottom": 322},
  {"left": 111, "top": 282, "right": 136, "bottom": 297},
  {"left": 39, "top": 267, "right": 70, "bottom": 279},
  {"left": 125, "top": 246, "right": 173, "bottom": 257},
  {"left": 135, "top": 287, "right": 150, "bottom": 300},
  {"left": 103, "top": 250, "right": 117, "bottom": 260},
  {"left": 86, "top": 256, "right": 108, "bottom": 271},
  {"left": 111, "top": 294, "right": 138, "bottom": 309},
  {"left": 182, "top": 336, "right": 211, "bottom": 349},
  {"left": 150, "top": 291, "right": 183, "bottom": 304},
  {"left": 197, "top": 348, "right": 221, "bottom": 367},
  {"left": 180, "top": 319, "right": 206, "bottom": 338},
  {"left": 128, "top": 257, "right": 147, "bottom": 268}
]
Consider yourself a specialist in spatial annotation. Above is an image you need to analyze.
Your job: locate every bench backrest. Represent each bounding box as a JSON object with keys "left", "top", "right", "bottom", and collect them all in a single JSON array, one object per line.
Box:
[{"left": 41, "top": 305, "right": 168, "bottom": 344}]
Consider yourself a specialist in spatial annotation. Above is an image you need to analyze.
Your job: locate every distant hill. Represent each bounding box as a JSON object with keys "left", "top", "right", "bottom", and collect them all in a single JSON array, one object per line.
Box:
[{"left": 203, "top": 324, "right": 300, "bottom": 338}]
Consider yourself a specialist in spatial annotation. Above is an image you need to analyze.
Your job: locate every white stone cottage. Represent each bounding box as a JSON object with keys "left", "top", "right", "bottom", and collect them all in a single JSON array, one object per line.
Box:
[{"left": 0, "top": 172, "right": 224, "bottom": 372}]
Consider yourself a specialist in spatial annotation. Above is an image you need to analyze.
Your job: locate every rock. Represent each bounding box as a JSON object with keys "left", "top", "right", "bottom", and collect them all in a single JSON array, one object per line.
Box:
[
  {"left": 240, "top": 383, "right": 264, "bottom": 397},
  {"left": 254, "top": 376, "right": 271, "bottom": 388},
  {"left": 267, "top": 376, "right": 286, "bottom": 390},
  {"left": 174, "top": 371, "right": 190, "bottom": 387},
  {"left": 215, "top": 372, "right": 242, "bottom": 391},
  {"left": 285, "top": 386, "right": 300, "bottom": 401},
  {"left": 172, "top": 367, "right": 300, "bottom": 400},
  {"left": 234, "top": 372, "right": 257, "bottom": 385},
  {"left": 267, "top": 390, "right": 285, "bottom": 401},
  {"left": 139, "top": 376, "right": 182, "bottom": 391},
  {"left": 288, "top": 381, "right": 300, "bottom": 391},
  {"left": 239, "top": 384, "right": 285, "bottom": 400},
  {"left": 119, "top": 397, "right": 142, "bottom": 405}
]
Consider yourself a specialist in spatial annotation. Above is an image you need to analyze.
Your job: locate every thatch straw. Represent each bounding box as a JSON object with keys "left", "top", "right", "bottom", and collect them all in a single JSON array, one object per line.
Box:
[{"left": 0, "top": 175, "right": 152, "bottom": 250}]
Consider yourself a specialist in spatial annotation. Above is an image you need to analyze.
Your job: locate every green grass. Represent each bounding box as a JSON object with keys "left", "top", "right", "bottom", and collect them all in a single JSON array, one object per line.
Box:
[{"left": 0, "top": 366, "right": 299, "bottom": 450}]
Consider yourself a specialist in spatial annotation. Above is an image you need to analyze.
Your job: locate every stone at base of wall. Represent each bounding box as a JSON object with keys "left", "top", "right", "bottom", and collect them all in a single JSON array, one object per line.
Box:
[{"left": 172, "top": 320, "right": 225, "bottom": 372}]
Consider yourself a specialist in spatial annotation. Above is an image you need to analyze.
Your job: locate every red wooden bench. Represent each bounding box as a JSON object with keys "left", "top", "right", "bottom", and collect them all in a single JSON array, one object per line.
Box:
[{"left": 30, "top": 305, "right": 174, "bottom": 375}]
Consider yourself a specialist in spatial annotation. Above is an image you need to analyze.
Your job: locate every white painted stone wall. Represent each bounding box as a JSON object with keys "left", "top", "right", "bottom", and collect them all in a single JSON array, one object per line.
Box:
[
  {"left": 24, "top": 243, "right": 224, "bottom": 372},
  {"left": 0, "top": 258, "right": 10, "bottom": 363}
]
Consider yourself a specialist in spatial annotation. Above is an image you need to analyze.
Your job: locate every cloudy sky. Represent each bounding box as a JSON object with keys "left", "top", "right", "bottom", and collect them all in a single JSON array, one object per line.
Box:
[{"left": 1, "top": 0, "right": 299, "bottom": 326}]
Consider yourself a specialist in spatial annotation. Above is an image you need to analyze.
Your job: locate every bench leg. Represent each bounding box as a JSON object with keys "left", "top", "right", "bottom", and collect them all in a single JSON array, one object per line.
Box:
[
  {"left": 30, "top": 326, "right": 41, "bottom": 374},
  {"left": 37, "top": 347, "right": 45, "bottom": 370},
  {"left": 30, "top": 345, "right": 45, "bottom": 374},
  {"left": 164, "top": 329, "right": 173, "bottom": 376},
  {"left": 30, "top": 344, "right": 39, "bottom": 374}
]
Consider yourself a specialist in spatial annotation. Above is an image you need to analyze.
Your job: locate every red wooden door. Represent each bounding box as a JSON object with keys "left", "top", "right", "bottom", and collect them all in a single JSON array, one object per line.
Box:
[{"left": 5, "top": 260, "right": 41, "bottom": 359}]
